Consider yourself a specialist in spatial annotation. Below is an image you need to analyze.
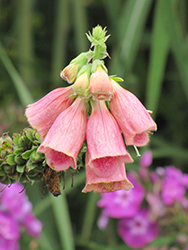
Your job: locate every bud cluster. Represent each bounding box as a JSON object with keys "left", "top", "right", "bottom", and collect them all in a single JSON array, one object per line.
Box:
[
  {"left": 0, "top": 128, "right": 67, "bottom": 196},
  {"left": 60, "top": 25, "right": 113, "bottom": 101}
]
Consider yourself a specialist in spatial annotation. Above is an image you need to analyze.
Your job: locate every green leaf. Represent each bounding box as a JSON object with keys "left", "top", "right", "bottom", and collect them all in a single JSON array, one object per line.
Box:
[
  {"left": 22, "top": 147, "right": 37, "bottom": 160},
  {"left": 24, "top": 128, "right": 35, "bottom": 142},
  {"left": 16, "top": 165, "right": 25, "bottom": 173},
  {"left": 13, "top": 134, "right": 22, "bottom": 147},
  {"left": 6, "top": 154, "right": 16, "bottom": 165}
]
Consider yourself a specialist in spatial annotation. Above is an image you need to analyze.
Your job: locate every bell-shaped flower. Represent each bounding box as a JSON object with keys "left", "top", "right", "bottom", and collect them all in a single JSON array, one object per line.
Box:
[
  {"left": 38, "top": 98, "right": 87, "bottom": 171},
  {"left": 109, "top": 80, "right": 157, "bottom": 146},
  {"left": 25, "top": 87, "right": 75, "bottom": 140},
  {"left": 89, "top": 66, "right": 113, "bottom": 101},
  {"left": 82, "top": 100, "right": 133, "bottom": 193},
  {"left": 82, "top": 150, "right": 133, "bottom": 193},
  {"left": 60, "top": 52, "right": 89, "bottom": 83}
]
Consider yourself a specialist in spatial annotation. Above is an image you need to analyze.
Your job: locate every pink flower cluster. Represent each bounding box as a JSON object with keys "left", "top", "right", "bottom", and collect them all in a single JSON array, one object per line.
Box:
[
  {"left": 97, "top": 151, "right": 188, "bottom": 249},
  {"left": 0, "top": 182, "right": 42, "bottom": 250},
  {"left": 25, "top": 29, "right": 156, "bottom": 193}
]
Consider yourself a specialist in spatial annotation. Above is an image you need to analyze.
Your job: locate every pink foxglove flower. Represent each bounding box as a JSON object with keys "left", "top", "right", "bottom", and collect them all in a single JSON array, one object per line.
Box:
[
  {"left": 25, "top": 87, "right": 75, "bottom": 140},
  {"left": 109, "top": 80, "right": 157, "bottom": 146},
  {"left": 89, "top": 66, "right": 113, "bottom": 101},
  {"left": 118, "top": 209, "right": 158, "bottom": 248},
  {"left": 82, "top": 100, "right": 133, "bottom": 192},
  {"left": 38, "top": 98, "right": 87, "bottom": 171}
]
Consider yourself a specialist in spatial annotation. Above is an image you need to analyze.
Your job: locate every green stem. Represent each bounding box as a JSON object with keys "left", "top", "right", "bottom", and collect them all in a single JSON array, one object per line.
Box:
[{"left": 50, "top": 192, "right": 75, "bottom": 250}]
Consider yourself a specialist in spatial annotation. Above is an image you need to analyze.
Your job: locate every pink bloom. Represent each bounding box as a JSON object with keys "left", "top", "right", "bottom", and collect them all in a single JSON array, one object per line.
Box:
[
  {"left": 25, "top": 87, "right": 75, "bottom": 140},
  {"left": 82, "top": 100, "right": 133, "bottom": 192},
  {"left": 118, "top": 209, "right": 158, "bottom": 248},
  {"left": 161, "top": 166, "right": 186, "bottom": 205},
  {"left": 140, "top": 150, "right": 153, "bottom": 168},
  {"left": 89, "top": 67, "right": 114, "bottom": 101},
  {"left": 38, "top": 98, "right": 87, "bottom": 171},
  {"left": 109, "top": 80, "right": 157, "bottom": 146},
  {"left": 97, "top": 172, "right": 145, "bottom": 218}
]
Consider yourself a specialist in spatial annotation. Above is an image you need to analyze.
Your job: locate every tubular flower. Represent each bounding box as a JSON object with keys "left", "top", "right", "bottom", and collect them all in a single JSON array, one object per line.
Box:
[
  {"left": 109, "top": 80, "right": 157, "bottom": 146},
  {"left": 82, "top": 150, "right": 133, "bottom": 193},
  {"left": 89, "top": 66, "right": 114, "bottom": 101},
  {"left": 82, "top": 100, "right": 133, "bottom": 193},
  {"left": 25, "top": 87, "right": 75, "bottom": 140},
  {"left": 38, "top": 98, "right": 87, "bottom": 171}
]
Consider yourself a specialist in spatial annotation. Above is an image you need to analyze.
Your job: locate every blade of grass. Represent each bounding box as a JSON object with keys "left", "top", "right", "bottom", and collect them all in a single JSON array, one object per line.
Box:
[
  {"left": 16, "top": 0, "right": 34, "bottom": 86},
  {"left": 72, "top": 0, "right": 88, "bottom": 53},
  {"left": 51, "top": 0, "right": 70, "bottom": 87},
  {"left": 117, "top": 0, "right": 153, "bottom": 75},
  {"left": 146, "top": 0, "right": 171, "bottom": 116},
  {"left": 0, "top": 41, "right": 33, "bottom": 105},
  {"left": 163, "top": 0, "right": 188, "bottom": 102}
]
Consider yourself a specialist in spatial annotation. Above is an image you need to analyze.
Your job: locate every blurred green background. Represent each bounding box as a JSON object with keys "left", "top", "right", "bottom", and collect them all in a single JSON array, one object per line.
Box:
[{"left": 0, "top": 0, "right": 188, "bottom": 249}]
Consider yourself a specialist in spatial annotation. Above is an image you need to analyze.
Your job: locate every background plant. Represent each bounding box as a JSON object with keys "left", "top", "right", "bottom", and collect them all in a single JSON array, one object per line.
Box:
[{"left": 0, "top": 0, "right": 188, "bottom": 249}]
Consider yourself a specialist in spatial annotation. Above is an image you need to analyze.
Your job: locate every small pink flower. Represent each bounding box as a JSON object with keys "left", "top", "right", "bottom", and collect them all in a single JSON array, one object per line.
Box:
[
  {"left": 97, "top": 172, "right": 145, "bottom": 218},
  {"left": 25, "top": 87, "right": 75, "bottom": 140},
  {"left": 118, "top": 209, "right": 159, "bottom": 248},
  {"left": 89, "top": 67, "right": 114, "bottom": 101},
  {"left": 109, "top": 80, "right": 157, "bottom": 146},
  {"left": 38, "top": 98, "right": 87, "bottom": 171}
]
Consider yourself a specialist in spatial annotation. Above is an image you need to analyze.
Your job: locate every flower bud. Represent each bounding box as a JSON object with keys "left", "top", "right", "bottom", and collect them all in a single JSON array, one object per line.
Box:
[
  {"left": 89, "top": 66, "right": 113, "bottom": 101},
  {"left": 72, "top": 65, "right": 91, "bottom": 97},
  {"left": 60, "top": 52, "right": 89, "bottom": 83}
]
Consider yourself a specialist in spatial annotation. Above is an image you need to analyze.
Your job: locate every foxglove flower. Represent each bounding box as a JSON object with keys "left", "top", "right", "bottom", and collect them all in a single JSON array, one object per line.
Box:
[
  {"left": 89, "top": 66, "right": 113, "bottom": 101},
  {"left": 118, "top": 209, "right": 158, "bottom": 248},
  {"left": 97, "top": 172, "right": 145, "bottom": 218},
  {"left": 82, "top": 100, "right": 133, "bottom": 193},
  {"left": 109, "top": 80, "right": 157, "bottom": 146},
  {"left": 38, "top": 98, "right": 87, "bottom": 171},
  {"left": 25, "top": 87, "right": 75, "bottom": 140}
]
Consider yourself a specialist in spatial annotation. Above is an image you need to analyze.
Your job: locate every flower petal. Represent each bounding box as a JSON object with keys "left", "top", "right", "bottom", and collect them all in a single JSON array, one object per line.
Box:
[
  {"left": 38, "top": 98, "right": 87, "bottom": 171},
  {"left": 25, "top": 87, "right": 75, "bottom": 140},
  {"left": 110, "top": 80, "right": 157, "bottom": 146},
  {"left": 82, "top": 151, "right": 133, "bottom": 193}
]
